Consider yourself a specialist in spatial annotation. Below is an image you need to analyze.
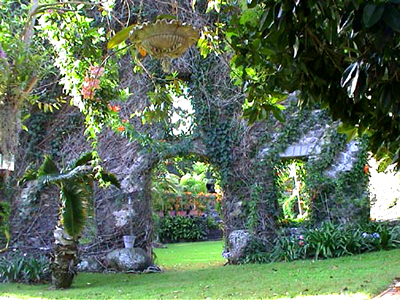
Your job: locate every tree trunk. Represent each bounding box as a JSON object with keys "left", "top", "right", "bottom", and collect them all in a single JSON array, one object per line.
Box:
[
  {"left": 51, "top": 226, "right": 78, "bottom": 289},
  {"left": 124, "top": 152, "right": 158, "bottom": 258}
]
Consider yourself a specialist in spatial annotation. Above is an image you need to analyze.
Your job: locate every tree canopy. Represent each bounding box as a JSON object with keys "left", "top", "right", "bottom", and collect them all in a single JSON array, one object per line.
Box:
[
  {"left": 222, "top": 0, "right": 400, "bottom": 168},
  {"left": 1, "top": 0, "right": 399, "bottom": 170}
]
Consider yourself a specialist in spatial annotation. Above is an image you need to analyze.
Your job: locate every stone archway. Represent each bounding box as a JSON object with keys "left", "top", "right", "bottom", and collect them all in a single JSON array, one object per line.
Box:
[{"left": 121, "top": 138, "right": 210, "bottom": 257}]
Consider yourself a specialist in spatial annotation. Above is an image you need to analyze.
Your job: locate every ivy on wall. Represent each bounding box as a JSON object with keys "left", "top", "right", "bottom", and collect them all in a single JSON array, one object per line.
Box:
[{"left": 306, "top": 135, "right": 370, "bottom": 225}]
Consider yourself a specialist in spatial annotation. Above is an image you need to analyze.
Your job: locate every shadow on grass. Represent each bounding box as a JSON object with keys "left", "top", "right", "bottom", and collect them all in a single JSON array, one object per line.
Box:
[{"left": 0, "top": 249, "right": 399, "bottom": 299}]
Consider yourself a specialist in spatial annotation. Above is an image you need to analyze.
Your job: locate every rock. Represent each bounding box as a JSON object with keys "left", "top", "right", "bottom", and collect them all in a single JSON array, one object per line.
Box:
[
  {"left": 77, "top": 257, "right": 103, "bottom": 273},
  {"left": 228, "top": 230, "right": 252, "bottom": 264},
  {"left": 105, "top": 248, "right": 152, "bottom": 272}
]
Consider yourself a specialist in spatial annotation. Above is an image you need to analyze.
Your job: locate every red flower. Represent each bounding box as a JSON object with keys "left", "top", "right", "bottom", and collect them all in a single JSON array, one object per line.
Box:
[
  {"left": 108, "top": 105, "right": 121, "bottom": 112},
  {"left": 364, "top": 164, "right": 369, "bottom": 174},
  {"left": 117, "top": 125, "right": 125, "bottom": 132}
]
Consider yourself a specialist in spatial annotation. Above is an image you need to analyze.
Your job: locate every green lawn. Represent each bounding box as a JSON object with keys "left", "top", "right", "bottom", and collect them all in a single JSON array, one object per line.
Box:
[
  {"left": 0, "top": 241, "right": 398, "bottom": 299},
  {"left": 154, "top": 240, "right": 226, "bottom": 270}
]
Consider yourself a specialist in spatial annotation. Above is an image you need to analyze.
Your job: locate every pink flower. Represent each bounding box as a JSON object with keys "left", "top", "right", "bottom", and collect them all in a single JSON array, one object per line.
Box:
[
  {"left": 299, "top": 235, "right": 304, "bottom": 240},
  {"left": 89, "top": 66, "right": 105, "bottom": 77},
  {"left": 83, "top": 77, "right": 100, "bottom": 89},
  {"left": 299, "top": 240, "right": 304, "bottom": 247}
]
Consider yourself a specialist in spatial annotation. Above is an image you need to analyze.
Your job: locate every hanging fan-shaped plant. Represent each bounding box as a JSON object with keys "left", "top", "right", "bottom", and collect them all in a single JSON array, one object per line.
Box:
[{"left": 108, "top": 19, "right": 199, "bottom": 72}]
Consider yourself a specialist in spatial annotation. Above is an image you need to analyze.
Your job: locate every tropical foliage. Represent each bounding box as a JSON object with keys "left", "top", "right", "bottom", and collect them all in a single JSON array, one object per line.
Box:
[
  {"left": 19, "top": 152, "right": 119, "bottom": 289},
  {"left": 0, "top": 252, "right": 50, "bottom": 284},
  {"left": 241, "top": 221, "right": 400, "bottom": 264},
  {"left": 152, "top": 161, "right": 217, "bottom": 213}
]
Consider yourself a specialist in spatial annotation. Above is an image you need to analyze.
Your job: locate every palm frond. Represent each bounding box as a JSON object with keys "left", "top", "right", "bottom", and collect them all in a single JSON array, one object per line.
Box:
[
  {"left": 37, "top": 173, "right": 70, "bottom": 187},
  {"left": 37, "top": 155, "right": 60, "bottom": 177},
  {"left": 18, "top": 169, "right": 38, "bottom": 186},
  {"left": 100, "top": 171, "right": 121, "bottom": 189},
  {"left": 60, "top": 184, "right": 86, "bottom": 238},
  {"left": 70, "top": 152, "right": 95, "bottom": 169}
]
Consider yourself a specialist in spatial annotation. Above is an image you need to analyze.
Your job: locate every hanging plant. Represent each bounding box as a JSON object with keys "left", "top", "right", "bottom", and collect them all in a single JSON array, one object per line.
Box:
[{"left": 108, "top": 18, "right": 199, "bottom": 72}]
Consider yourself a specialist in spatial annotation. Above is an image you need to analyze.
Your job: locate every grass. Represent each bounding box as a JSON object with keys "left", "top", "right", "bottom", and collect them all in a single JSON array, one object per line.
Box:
[
  {"left": 154, "top": 240, "right": 226, "bottom": 270},
  {"left": 0, "top": 241, "right": 399, "bottom": 299}
]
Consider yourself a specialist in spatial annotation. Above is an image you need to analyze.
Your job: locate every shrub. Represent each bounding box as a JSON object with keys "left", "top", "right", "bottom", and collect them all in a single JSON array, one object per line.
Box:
[
  {"left": 359, "top": 222, "right": 400, "bottom": 250},
  {"left": 158, "top": 216, "right": 207, "bottom": 242},
  {"left": 239, "top": 239, "right": 270, "bottom": 264},
  {"left": 241, "top": 221, "right": 400, "bottom": 264},
  {"left": 0, "top": 252, "right": 50, "bottom": 284}
]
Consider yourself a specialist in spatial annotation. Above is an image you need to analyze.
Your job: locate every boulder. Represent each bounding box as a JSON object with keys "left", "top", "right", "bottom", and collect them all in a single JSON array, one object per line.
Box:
[
  {"left": 105, "top": 248, "right": 152, "bottom": 271},
  {"left": 77, "top": 257, "right": 103, "bottom": 273},
  {"left": 227, "top": 230, "right": 252, "bottom": 264}
]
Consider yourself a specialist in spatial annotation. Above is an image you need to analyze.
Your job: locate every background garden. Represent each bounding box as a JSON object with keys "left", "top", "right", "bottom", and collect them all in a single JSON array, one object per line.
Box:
[{"left": 0, "top": 0, "right": 399, "bottom": 298}]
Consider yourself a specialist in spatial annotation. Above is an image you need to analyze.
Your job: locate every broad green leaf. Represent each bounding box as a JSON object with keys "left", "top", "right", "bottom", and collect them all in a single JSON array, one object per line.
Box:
[
  {"left": 362, "top": 4, "right": 384, "bottom": 28},
  {"left": 38, "top": 155, "right": 60, "bottom": 177},
  {"left": 107, "top": 25, "right": 134, "bottom": 49},
  {"left": 383, "top": 5, "right": 400, "bottom": 32},
  {"left": 72, "top": 151, "right": 95, "bottom": 168},
  {"left": 272, "top": 106, "right": 285, "bottom": 122},
  {"left": 61, "top": 185, "right": 86, "bottom": 237},
  {"left": 337, "top": 124, "right": 358, "bottom": 143}
]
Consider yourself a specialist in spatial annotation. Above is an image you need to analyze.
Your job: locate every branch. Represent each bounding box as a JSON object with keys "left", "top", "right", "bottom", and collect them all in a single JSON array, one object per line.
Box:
[{"left": 22, "top": 0, "right": 39, "bottom": 47}]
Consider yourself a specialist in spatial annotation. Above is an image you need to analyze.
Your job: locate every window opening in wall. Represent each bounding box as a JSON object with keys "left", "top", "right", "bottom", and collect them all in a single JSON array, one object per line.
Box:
[{"left": 276, "top": 159, "right": 310, "bottom": 225}]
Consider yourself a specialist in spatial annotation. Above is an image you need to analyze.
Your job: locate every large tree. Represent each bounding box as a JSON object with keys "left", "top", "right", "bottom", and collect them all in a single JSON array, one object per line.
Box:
[{"left": 222, "top": 0, "right": 400, "bottom": 168}]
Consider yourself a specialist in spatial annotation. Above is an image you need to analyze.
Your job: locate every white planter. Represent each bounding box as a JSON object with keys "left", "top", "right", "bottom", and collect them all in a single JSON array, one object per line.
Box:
[{"left": 123, "top": 235, "right": 135, "bottom": 248}]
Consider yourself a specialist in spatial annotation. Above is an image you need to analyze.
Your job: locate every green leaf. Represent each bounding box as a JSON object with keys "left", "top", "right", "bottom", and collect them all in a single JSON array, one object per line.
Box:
[
  {"left": 248, "top": 0, "right": 258, "bottom": 9},
  {"left": 21, "top": 113, "right": 31, "bottom": 122},
  {"left": 61, "top": 185, "right": 86, "bottom": 238},
  {"left": 362, "top": 4, "right": 384, "bottom": 28},
  {"left": 18, "top": 169, "right": 38, "bottom": 185},
  {"left": 337, "top": 124, "right": 358, "bottom": 143},
  {"left": 107, "top": 25, "right": 135, "bottom": 49},
  {"left": 383, "top": 5, "right": 400, "bottom": 32},
  {"left": 72, "top": 152, "right": 95, "bottom": 169},
  {"left": 37, "top": 155, "right": 59, "bottom": 177},
  {"left": 100, "top": 171, "right": 121, "bottom": 189},
  {"left": 271, "top": 106, "right": 285, "bottom": 122}
]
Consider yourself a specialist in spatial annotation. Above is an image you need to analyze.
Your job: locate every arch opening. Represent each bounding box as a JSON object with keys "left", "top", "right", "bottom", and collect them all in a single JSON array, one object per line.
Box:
[{"left": 151, "top": 156, "right": 224, "bottom": 246}]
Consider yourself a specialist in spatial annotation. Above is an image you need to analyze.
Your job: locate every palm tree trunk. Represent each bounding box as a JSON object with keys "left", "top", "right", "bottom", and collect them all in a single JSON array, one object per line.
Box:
[{"left": 51, "top": 227, "right": 78, "bottom": 289}]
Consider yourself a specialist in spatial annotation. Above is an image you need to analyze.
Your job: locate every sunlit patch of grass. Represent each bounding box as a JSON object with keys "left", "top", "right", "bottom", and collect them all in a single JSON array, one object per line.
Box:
[
  {"left": 0, "top": 243, "right": 399, "bottom": 299},
  {"left": 153, "top": 240, "right": 225, "bottom": 270}
]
